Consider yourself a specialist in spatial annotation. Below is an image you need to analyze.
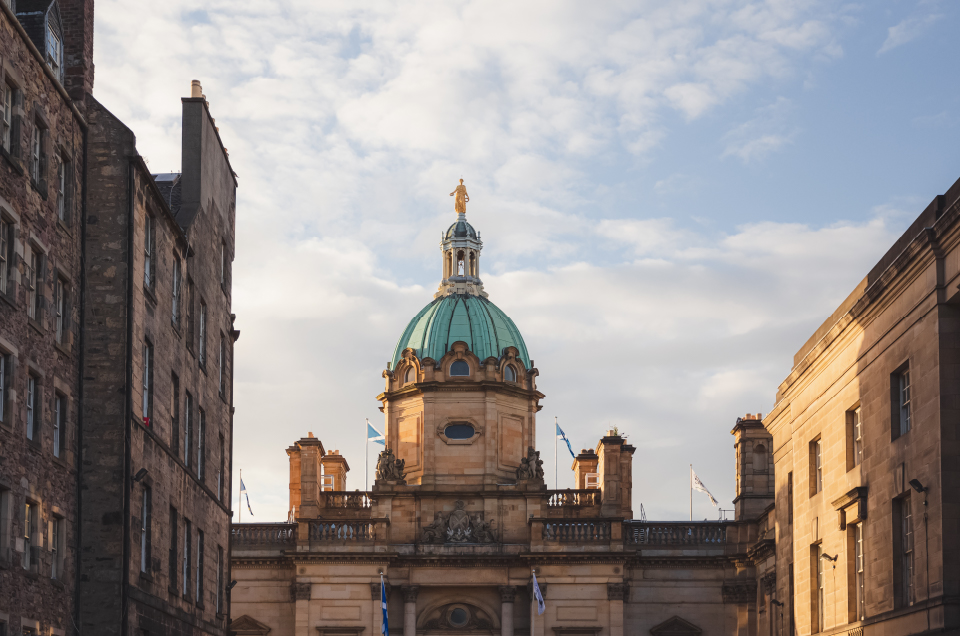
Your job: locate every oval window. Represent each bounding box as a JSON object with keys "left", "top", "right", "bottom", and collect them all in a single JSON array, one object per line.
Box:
[
  {"left": 504, "top": 365, "right": 517, "bottom": 382},
  {"left": 449, "top": 608, "right": 469, "bottom": 627},
  {"left": 450, "top": 360, "right": 470, "bottom": 376},
  {"left": 444, "top": 423, "right": 475, "bottom": 440},
  {"left": 404, "top": 367, "right": 415, "bottom": 384}
]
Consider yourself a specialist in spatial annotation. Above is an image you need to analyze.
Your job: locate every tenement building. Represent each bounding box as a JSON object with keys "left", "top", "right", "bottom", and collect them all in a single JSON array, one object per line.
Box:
[
  {"left": 80, "top": 81, "right": 238, "bottom": 635},
  {"left": 764, "top": 175, "right": 960, "bottom": 636},
  {"left": 230, "top": 187, "right": 774, "bottom": 636},
  {"left": 0, "top": 0, "right": 86, "bottom": 633}
]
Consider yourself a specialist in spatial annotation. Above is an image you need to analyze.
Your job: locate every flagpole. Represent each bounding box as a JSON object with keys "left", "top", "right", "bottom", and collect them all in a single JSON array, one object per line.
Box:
[
  {"left": 365, "top": 420, "right": 369, "bottom": 491},
  {"left": 239, "top": 468, "right": 242, "bottom": 524},
  {"left": 689, "top": 464, "right": 692, "bottom": 522},
  {"left": 530, "top": 569, "right": 536, "bottom": 636},
  {"left": 554, "top": 417, "right": 558, "bottom": 489}
]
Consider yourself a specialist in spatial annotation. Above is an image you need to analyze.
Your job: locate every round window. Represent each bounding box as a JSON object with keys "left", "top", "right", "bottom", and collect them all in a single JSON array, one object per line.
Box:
[
  {"left": 450, "top": 360, "right": 470, "bottom": 376},
  {"left": 449, "top": 608, "right": 469, "bottom": 627},
  {"left": 444, "top": 423, "right": 475, "bottom": 440}
]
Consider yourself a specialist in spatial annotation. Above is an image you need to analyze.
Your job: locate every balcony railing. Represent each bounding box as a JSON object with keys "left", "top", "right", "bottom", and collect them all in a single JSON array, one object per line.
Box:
[
  {"left": 232, "top": 523, "right": 297, "bottom": 546},
  {"left": 542, "top": 520, "right": 610, "bottom": 542},
  {"left": 545, "top": 489, "right": 601, "bottom": 508},
  {"left": 320, "top": 491, "right": 372, "bottom": 509},
  {"left": 310, "top": 520, "right": 377, "bottom": 542},
  {"left": 624, "top": 522, "right": 727, "bottom": 546}
]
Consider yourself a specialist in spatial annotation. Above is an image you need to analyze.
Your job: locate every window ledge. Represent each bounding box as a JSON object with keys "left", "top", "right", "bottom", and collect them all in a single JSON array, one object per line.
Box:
[
  {"left": 51, "top": 578, "right": 65, "bottom": 590},
  {"left": 139, "top": 571, "right": 154, "bottom": 584},
  {"left": 171, "top": 320, "right": 182, "bottom": 338},
  {"left": 30, "top": 178, "right": 48, "bottom": 200},
  {"left": 0, "top": 289, "right": 16, "bottom": 310},
  {"left": 56, "top": 218, "right": 72, "bottom": 235},
  {"left": 54, "top": 340, "right": 71, "bottom": 357},
  {"left": 0, "top": 147, "right": 23, "bottom": 174},
  {"left": 28, "top": 318, "right": 44, "bottom": 335},
  {"left": 143, "top": 285, "right": 158, "bottom": 306}
]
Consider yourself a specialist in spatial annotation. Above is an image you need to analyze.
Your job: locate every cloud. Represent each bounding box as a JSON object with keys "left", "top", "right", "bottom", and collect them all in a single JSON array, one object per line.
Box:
[
  {"left": 722, "top": 97, "right": 797, "bottom": 162},
  {"left": 878, "top": 11, "right": 943, "bottom": 55},
  {"left": 87, "top": 0, "right": 865, "bottom": 521}
]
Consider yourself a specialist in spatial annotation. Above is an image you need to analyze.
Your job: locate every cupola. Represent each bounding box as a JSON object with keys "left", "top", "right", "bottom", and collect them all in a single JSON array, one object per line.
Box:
[{"left": 436, "top": 179, "right": 487, "bottom": 298}]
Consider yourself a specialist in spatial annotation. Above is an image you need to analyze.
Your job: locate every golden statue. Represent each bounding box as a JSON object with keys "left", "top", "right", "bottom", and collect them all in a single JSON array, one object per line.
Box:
[{"left": 450, "top": 179, "right": 469, "bottom": 214}]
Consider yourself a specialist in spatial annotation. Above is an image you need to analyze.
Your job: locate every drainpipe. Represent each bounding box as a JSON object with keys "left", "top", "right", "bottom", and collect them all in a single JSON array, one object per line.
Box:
[
  {"left": 74, "top": 112, "right": 89, "bottom": 636},
  {"left": 119, "top": 157, "right": 136, "bottom": 636}
]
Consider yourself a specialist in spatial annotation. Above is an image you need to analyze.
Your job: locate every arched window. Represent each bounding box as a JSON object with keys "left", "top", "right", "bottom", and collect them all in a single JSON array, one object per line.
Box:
[
  {"left": 457, "top": 250, "right": 465, "bottom": 276},
  {"left": 469, "top": 252, "right": 476, "bottom": 276},
  {"left": 404, "top": 367, "right": 415, "bottom": 384},
  {"left": 753, "top": 444, "right": 767, "bottom": 472},
  {"left": 450, "top": 360, "right": 470, "bottom": 376},
  {"left": 504, "top": 365, "right": 516, "bottom": 382}
]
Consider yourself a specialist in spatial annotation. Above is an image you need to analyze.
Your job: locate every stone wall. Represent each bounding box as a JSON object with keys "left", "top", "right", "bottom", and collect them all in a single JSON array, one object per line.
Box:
[{"left": 0, "top": 3, "right": 85, "bottom": 634}]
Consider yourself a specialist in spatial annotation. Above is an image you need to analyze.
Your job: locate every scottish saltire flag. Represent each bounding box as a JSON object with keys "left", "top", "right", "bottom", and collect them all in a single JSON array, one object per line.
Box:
[
  {"left": 532, "top": 572, "right": 545, "bottom": 615},
  {"left": 367, "top": 418, "right": 386, "bottom": 446},
  {"left": 381, "top": 575, "right": 389, "bottom": 636},
  {"left": 240, "top": 478, "right": 254, "bottom": 516},
  {"left": 692, "top": 469, "right": 718, "bottom": 506},
  {"left": 556, "top": 422, "right": 575, "bottom": 459}
]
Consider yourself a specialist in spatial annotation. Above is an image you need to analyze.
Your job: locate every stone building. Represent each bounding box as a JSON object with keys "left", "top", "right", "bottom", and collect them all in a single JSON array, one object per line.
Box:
[
  {"left": 230, "top": 192, "right": 771, "bottom": 636},
  {"left": 79, "top": 81, "right": 238, "bottom": 635},
  {"left": 0, "top": 0, "right": 86, "bottom": 632},
  {"left": 764, "top": 175, "right": 960, "bottom": 636}
]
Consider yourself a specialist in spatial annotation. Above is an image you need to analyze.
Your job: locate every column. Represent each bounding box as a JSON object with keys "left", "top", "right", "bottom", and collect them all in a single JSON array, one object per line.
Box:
[
  {"left": 607, "top": 582, "right": 627, "bottom": 636},
  {"left": 295, "top": 582, "right": 312, "bottom": 636},
  {"left": 402, "top": 585, "right": 419, "bottom": 636},
  {"left": 499, "top": 586, "right": 517, "bottom": 636}
]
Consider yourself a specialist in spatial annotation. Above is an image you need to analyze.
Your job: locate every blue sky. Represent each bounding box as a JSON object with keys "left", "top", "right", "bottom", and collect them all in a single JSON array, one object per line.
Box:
[{"left": 93, "top": 0, "right": 959, "bottom": 521}]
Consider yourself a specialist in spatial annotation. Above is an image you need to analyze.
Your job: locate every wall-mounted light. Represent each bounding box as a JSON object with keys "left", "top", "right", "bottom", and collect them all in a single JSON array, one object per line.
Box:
[
  {"left": 771, "top": 600, "right": 784, "bottom": 608},
  {"left": 133, "top": 468, "right": 148, "bottom": 482},
  {"left": 909, "top": 479, "right": 926, "bottom": 493},
  {"left": 227, "top": 580, "right": 238, "bottom": 590},
  {"left": 820, "top": 553, "right": 838, "bottom": 562}
]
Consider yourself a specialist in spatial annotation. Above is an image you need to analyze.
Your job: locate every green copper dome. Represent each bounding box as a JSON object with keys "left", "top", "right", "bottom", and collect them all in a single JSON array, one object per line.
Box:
[{"left": 392, "top": 294, "right": 530, "bottom": 369}]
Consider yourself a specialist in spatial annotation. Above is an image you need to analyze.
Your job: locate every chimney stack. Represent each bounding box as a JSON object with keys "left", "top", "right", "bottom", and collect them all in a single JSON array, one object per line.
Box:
[
  {"left": 58, "top": 0, "right": 96, "bottom": 99},
  {"left": 191, "top": 80, "right": 203, "bottom": 98}
]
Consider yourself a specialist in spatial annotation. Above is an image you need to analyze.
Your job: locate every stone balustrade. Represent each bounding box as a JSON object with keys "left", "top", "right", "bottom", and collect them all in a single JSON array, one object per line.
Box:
[
  {"left": 623, "top": 521, "right": 728, "bottom": 546},
  {"left": 319, "top": 491, "right": 373, "bottom": 509},
  {"left": 232, "top": 523, "right": 297, "bottom": 546},
  {"left": 545, "top": 489, "right": 601, "bottom": 507},
  {"left": 309, "top": 520, "right": 377, "bottom": 542},
  {"left": 541, "top": 519, "right": 610, "bottom": 542}
]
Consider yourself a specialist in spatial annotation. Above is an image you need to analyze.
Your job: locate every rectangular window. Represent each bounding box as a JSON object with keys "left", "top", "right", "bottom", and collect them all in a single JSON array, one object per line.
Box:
[
  {"left": 31, "top": 125, "right": 40, "bottom": 182},
  {"left": 27, "top": 251, "right": 40, "bottom": 320},
  {"left": 171, "top": 373, "right": 180, "bottom": 456},
  {"left": 0, "top": 218, "right": 11, "bottom": 295},
  {"left": 26, "top": 375, "right": 37, "bottom": 441},
  {"left": 856, "top": 523, "right": 865, "bottom": 620},
  {"left": 23, "top": 501, "right": 35, "bottom": 570},
  {"left": 220, "top": 240, "right": 226, "bottom": 285},
  {"left": 789, "top": 562, "right": 796, "bottom": 635},
  {"left": 895, "top": 495, "right": 914, "bottom": 607},
  {"left": 140, "top": 487, "right": 151, "bottom": 574},
  {"left": 172, "top": 256, "right": 181, "bottom": 326},
  {"left": 53, "top": 393, "right": 64, "bottom": 458},
  {"left": 218, "top": 434, "right": 225, "bottom": 501},
  {"left": 812, "top": 544, "right": 824, "bottom": 633},
  {"left": 787, "top": 472, "right": 794, "bottom": 524},
  {"left": 50, "top": 517, "right": 63, "bottom": 580},
  {"left": 899, "top": 369, "right": 911, "bottom": 437},
  {"left": 847, "top": 406, "right": 863, "bottom": 469},
  {"left": 46, "top": 27, "right": 63, "bottom": 81},
  {"left": 187, "top": 278, "right": 195, "bottom": 350},
  {"left": 182, "top": 518, "right": 191, "bottom": 597},
  {"left": 218, "top": 335, "right": 225, "bottom": 396},
  {"left": 184, "top": 393, "right": 193, "bottom": 468},
  {"left": 1, "top": 81, "right": 12, "bottom": 151},
  {"left": 143, "top": 215, "right": 154, "bottom": 289},
  {"left": 809, "top": 437, "right": 822, "bottom": 496},
  {"left": 217, "top": 545, "right": 224, "bottom": 613},
  {"left": 55, "top": 277, "right": 66, "bottom": 344},
  {"left": 199, "top": 301, "right": 207, "bottom": 366},
  {"left": 57, "top": 155, "right": 66, "bottom": 221},
  {"left": 141, "top": 341, "right": 152, "bottom": 425},
  {"left": 197, "top": 408, "right": 205, "bottom": 481},
  {"left": 0, "top": 353, "right": 8, "bottom": 425},
  {"left": 196, "top": 528, "right": 204, "bottom": 604},
  {"left": 168, "top": 506, "right": 178, "bottom": 592}
]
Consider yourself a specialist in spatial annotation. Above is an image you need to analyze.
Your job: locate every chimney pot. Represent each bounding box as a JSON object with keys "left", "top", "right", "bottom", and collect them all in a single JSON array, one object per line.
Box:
[
  {"left": 308, "top": 432, "right": 314, "bottom": 438},
  {"left": 191, "top": 80, "right": 202, "bottom": 98}
]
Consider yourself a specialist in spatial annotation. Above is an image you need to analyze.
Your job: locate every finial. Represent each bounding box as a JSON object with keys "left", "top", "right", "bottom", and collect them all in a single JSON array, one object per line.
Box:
[{"left": 449, "top": 179, "right": 469, "bottom": 215}]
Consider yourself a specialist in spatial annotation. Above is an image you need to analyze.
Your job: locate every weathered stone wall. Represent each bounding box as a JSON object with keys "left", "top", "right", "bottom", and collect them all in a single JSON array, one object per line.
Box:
[
  {"left": 80, "top": 90, "right": 235, "bottom": 636},
  {"left": 0, "top": 4, "right": 84, "bottom": 633}
]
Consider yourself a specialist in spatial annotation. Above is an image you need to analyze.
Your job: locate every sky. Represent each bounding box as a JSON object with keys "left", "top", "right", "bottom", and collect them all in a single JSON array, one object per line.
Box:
[{"left": 91, "top": 0, "right": 960, "bottom": 521}]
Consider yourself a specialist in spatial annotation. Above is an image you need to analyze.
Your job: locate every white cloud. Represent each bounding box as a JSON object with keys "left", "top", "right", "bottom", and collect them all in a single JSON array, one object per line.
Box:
[
  {"left": 722, "top": 97, "right": 797, "bottom": 162},
  {"left": 878, "top": 11, "right": 943, "bottom": 55}
]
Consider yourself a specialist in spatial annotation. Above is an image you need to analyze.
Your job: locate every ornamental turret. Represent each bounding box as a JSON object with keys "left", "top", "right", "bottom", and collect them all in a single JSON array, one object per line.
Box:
[{"left": 436, "top": 179, "right": 487, "bottom": 298}]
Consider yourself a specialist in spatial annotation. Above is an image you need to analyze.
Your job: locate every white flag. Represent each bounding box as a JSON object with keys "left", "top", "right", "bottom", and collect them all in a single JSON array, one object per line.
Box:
[
  {"left": 692, "top": 469, "right": 718, "bottom": 506},
  {"left": 532, "top": 572, "right": 545, "bottom": 615}
]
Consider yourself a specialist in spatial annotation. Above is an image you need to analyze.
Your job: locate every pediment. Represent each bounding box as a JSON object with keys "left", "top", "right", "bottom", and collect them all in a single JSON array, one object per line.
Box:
[
  {"left": 230, "top": 614, "right": 271, "bottom": 635},
  {"left": 650, "top": 616, "right": 702, "bottom": 636}
]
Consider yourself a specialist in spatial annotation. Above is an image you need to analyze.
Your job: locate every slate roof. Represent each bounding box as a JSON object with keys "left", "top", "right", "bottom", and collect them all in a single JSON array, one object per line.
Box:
[
  {"left": 15, "top": 0, "right": 59, "bottom": 55},
  {"left": 392, "top": 293, "right": 530, "bottom": 369},
  {"left": 152, "top": 173, "right": 182, "bottom": 217},
  {"left": 445, "top": 216, "right": 477, "bottom": 240}
]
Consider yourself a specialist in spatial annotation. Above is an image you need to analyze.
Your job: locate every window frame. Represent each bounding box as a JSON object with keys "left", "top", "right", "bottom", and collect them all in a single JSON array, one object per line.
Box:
[
  {"left": 143, "top": 214, "right": 155, "bottom": 291},
  {"left": 891, "top": 364, "right": 912, "bottom": 440},
  {"left": 54, "top": 276, "right": 66, "bottom": 345},
  {"left": 449, "top": 360, "right": 470, "bottom": 377},
  {"left": 140, "top": 486, "right": 152, "bottom": 575},
  {"left": 23, "top": 500, "right": 36, "bottom": 571},
  {"left": 847, "top": 406, "right": 863, "bottom": 470},
  {"left": 184, "top": 393, "right": 193, "bottom": 468},
  {"left": 141, "top": 340, "right": 152, "bottom": 425},
  {"left": 53, "top": 392, "right": 65, "bottom": 458},
  {"left": 894, "top": 494, "right": 914, "bottom": 608},
  {"left": 0, "top": 217, "right": 11, "bottom": 296},
  {"left": 197, "top": 407, "right": 205, "bottom": 481},
  {"left": 809, "top": 436, "right": 822, "bottom": 496},
  {"left": 182, "top": 518, "right": 191, "bottom": 598},
  {"left": 45, "top": 24, "right": 63, "bottom": 82},
  {"left": 1, "top": 81, "right": 12, "bottom": 152},
  {"left": 168, "top": 506, "right": 178, "bottom": 594},
  {"left": 171, "top": 255, "right": 182, "bottom": 327},
  {"left": 26, "top": 374, "right": 38, "bottom": 441},
  {"left": 195, "top": 528, "right": 204, "bottom": 605},
  {"left": 198, "top": 300, "right": 207, "bottom": 366}
]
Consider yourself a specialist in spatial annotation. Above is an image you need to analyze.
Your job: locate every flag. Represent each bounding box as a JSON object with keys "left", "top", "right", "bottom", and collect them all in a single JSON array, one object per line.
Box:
[
  {"left": 555, "top": 422, "right": 575, "bottom": 459},
  {"left": 367, "top": 418, "right": 386, "bottom": 446},
  {"left": 692, "top": 469, "right": 718, "bottom": 506},
  {"left": 240, "top": 478, "right": 254, "bottom": 516},
  {"left": 381, "top": 575, "right": 390, "bottom": 636},
  {"left": 532, "top": 572, "right": 545, "bottom": 615}
]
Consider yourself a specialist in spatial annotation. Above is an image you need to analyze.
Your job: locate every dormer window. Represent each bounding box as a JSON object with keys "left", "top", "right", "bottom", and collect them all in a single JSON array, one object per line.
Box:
[
  {"left": 504, "top": 365, "right": 516, "bottom": 382},
  {"left": 46, "top": 26, "right": 62, "bottom": 82},
  {"left": 450, "top": 360, "right": 469, "bottom": 376},
  {"left": 404, "top": 367, "right": 415, "bottom": 384}
]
